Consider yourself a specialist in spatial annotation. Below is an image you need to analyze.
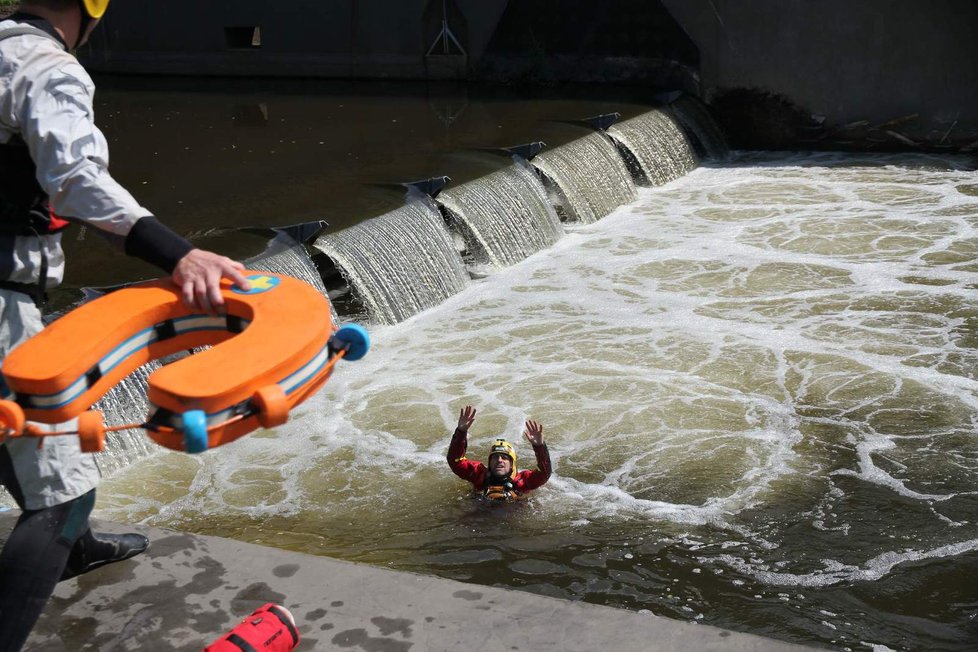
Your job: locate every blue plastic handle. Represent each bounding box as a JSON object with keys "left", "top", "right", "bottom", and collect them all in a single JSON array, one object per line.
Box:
[
  {"left": 332, "top": 323, "right": 370, "bottom": 361},
  {"left": 182, "top": 409, "right": 209, "bottom": 454}
]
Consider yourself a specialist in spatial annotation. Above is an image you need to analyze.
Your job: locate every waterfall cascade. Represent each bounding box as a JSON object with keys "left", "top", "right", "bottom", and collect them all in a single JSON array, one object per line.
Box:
[
  {"left": 437, "top": 160, "right": 563, "bottom": 268},
  {"left": 608, "top": 109, "right": 699, "bottom": 186},
  {"left": 252, "top": 232, "right": 331, "bottom": 297},
  {"left": 135, "top": 97, "right": 720, "bottom": 339},
  {"left": 668, "top": 95, "right": 730, "bottom": 161},
  {"left": 531, "top": 131, "right": 638, "bottom": 224},
  {"left": 313, "top": 197, "right": 470, "bottom": 325},
  {"left": 91, "top": 365, "right": 156, "bottom": 476},
  {"left": 308, "top": 97, "right": 724, "bottom": 328}
]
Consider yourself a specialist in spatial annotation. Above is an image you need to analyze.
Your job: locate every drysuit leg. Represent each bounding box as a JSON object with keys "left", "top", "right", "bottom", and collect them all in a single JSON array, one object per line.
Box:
[{"left": 0, "top": 444, "right": 94, "bottom": 652}]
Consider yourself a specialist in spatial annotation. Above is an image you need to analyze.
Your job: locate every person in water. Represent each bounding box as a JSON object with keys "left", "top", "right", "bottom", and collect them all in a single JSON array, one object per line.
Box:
[{"left": 447, "top": 405, "right": 552, "bottom": 500}]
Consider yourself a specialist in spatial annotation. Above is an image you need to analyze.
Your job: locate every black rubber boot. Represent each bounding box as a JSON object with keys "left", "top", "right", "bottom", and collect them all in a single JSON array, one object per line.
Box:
[{"left": 60, "top": 529, "right": 150, "bottom": 581}]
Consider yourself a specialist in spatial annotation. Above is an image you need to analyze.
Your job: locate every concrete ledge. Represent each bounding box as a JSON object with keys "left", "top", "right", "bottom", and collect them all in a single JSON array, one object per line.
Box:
[
  {"left": 79, "top": 52, "right": 434, "bottom": 79},
  {"left": 7, "top": 517, "right": 815, "bottom": 651}
]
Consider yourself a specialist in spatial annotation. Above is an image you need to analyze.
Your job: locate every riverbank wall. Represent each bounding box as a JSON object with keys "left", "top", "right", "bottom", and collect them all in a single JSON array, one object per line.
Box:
[
  {"left": 72, "top": 0, "right": 978, "bottom": 151},
  {"left": 13, "top": 516, "right": 817, "bottom": 651}
]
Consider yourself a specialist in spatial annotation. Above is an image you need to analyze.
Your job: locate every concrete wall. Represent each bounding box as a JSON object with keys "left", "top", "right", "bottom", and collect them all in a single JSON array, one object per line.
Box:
[
  {"left": 78, "top": 0, "right": 978, "bottom": 150},
  {"left": 15, "top": 517, "right": 818, "bottom": 651},
  {"left": 83, "top": 0, "right": 511, "bottom": 78},
  {"left": 80, "top": 0, "right": 508, "bottom": 79},
  {"left": 660, "top": 0, "right": 978, "bottom": 149},
  {"left": 80, "top": 0, "right": 696, "bottom": 85},
  {"left": 474, "top": 0, "right": 699, "bottom": 87}
]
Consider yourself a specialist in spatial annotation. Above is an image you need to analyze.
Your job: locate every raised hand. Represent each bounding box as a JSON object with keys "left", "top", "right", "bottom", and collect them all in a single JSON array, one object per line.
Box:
[
  {"left": 523, "top": 420, "right": 544, "bottom": 446},
  {"left": 457, "top": 405, "right": 477, "bottom": 432}
]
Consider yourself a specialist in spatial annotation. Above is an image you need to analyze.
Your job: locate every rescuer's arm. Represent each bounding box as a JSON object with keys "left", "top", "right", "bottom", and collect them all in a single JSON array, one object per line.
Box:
[
  {"left": 18, "top": 50, "right": 249, "bottom": 311},
  {"left": 19, "top": 54, "right": 180, "bottom": 261}
]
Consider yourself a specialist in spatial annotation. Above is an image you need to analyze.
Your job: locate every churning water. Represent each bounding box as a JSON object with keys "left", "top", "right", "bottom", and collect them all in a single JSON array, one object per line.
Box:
[{"left": 96, "top": 149, "right": 978, "bottom": 650}]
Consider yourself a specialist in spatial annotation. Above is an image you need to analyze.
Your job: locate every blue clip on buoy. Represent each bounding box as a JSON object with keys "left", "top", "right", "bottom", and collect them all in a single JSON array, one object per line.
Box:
[
  {"left": 331, "top": 324, "right": 370, "bottom": 361},
  {"left": 182, "top": 409, "right": 209, "bottom": 454}
]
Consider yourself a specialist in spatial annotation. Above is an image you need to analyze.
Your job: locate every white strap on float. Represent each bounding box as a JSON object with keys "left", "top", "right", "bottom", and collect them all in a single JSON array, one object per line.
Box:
[{"left": 13, "top": 314, "right": 251, "bottom": 411}]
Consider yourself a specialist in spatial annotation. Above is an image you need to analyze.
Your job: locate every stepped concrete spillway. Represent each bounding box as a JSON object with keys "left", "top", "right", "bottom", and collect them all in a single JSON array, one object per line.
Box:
[{"left": 7, "top": 517, "right": 816, "bottom": 651}]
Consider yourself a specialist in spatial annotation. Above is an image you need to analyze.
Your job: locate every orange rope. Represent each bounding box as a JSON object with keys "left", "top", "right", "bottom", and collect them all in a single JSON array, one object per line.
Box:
[
  {"left": 104, "top": 422, "right": 150, "bottom": 433},
  {"left": 323, "top": 347, "right": 347, "bottom": 372}
]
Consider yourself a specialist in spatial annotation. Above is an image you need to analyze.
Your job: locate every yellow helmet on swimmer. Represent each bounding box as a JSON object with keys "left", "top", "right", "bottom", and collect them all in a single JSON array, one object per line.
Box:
[
  {"left": 487, "top": 439, "right": 517, "bottom": 479},
  {"left": 80, "top": 0, "right": 110, "bottom": 18}
]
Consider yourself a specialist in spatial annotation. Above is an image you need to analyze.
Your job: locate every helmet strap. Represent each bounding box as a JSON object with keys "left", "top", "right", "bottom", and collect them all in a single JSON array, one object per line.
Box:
[{"left": 75, "top": 0, "right": 92, "bottom": 49}]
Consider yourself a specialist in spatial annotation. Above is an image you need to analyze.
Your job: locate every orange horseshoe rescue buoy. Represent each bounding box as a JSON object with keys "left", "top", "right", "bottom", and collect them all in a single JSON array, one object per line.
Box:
[{"left": 0, "top": 271, "right": 369, "bottom": 453}]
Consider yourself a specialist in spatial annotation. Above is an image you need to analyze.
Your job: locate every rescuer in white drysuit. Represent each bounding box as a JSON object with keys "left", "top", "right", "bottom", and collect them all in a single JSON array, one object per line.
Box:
[{"left": 0, "top": 2, "right": 250, "bottom": 649}]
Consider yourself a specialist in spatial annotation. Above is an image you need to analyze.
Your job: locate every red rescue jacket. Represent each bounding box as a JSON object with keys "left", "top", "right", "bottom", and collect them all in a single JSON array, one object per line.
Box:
[{"left": 447, "top": 427, "right": 552, "bottom": 499}]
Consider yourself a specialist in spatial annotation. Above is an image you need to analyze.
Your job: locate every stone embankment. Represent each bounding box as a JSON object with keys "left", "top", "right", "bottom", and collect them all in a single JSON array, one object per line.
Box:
[{"left": 7, "top": 516, "right": 817, "bottom": 651}]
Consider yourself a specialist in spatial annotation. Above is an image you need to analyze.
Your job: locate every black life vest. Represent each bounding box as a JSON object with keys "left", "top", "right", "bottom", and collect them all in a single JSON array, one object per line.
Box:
[
  {"left": 0, "top": 23, "right": 71, "bottom": 237},
  {"left": 0, "top": 137, "right": 70, "bottom": 236},
  {"left": 0, "top": 137, "right": 68, "bottom": 304}
]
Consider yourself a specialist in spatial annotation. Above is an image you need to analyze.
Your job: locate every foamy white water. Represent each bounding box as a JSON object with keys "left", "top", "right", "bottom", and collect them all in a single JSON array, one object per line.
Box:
[{"left": 98, "top": 151, "right": 978, "bottom": 650}]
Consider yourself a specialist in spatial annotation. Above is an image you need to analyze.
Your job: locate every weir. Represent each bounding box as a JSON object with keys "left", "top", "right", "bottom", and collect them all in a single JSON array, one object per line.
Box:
[
  {"left": 91, "top": 367, "right": 156, "bottom": 476},
  {"left": 309, "top": 98, "right": 711, "bottom": 328},
  {"left": 23, "top": 94, "right": 722, "bottom": 480},
  {"left": 607, "top": 109, "right": 699, "bottom": 186},
  {"left": 669, "top": 94, "right": 730, "bottom": 160}
]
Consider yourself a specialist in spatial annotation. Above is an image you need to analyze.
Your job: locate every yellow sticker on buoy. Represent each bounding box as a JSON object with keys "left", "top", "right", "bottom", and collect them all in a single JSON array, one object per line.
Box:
[{"left": 233, "top": 274, "right": 281, "bottom": 295}]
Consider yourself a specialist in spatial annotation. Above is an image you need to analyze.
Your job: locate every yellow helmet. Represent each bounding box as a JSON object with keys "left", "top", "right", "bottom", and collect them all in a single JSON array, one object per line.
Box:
[
  {"left": 487, "top": 439, "right": 517, "bottom": 479},
  {"left": 81, "top": 0, "right": 110, "bottom": 18}
]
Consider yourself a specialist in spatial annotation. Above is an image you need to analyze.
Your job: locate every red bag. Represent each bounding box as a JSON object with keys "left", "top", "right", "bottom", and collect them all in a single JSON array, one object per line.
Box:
[{"left": 204, "top": 603, "right": 300, "bottom": 651}]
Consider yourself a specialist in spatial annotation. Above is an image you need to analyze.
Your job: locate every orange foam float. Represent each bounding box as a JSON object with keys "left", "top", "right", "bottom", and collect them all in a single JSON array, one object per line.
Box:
[{"left": 0, "top": 271, "right": 369, "bottom": 454}]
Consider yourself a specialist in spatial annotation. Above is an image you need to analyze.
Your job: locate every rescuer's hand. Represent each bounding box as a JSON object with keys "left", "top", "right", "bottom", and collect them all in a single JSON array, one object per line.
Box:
[{"left": 172, "top": 249, "right": 251, "bottom": 313}]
